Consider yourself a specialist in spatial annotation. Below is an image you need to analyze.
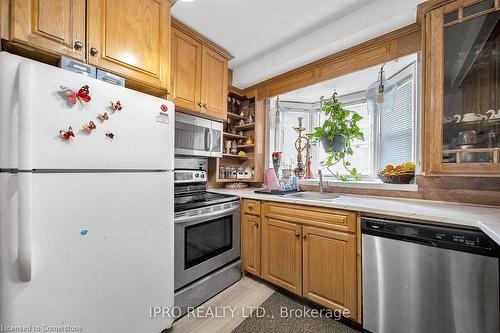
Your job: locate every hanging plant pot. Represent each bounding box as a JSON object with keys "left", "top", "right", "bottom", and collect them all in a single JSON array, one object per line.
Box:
[{"left": 321, "top": 135, "right": 346, "bottom": 153}]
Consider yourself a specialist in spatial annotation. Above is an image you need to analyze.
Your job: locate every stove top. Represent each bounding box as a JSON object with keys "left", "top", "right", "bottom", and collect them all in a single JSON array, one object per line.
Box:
[{"left": 174, "top": 191, "right": 239, "bottom": 212}]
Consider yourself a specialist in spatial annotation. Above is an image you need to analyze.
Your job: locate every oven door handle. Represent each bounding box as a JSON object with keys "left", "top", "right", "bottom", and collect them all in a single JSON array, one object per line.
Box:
[{"left": 175, "top": 205, "right": 239, "bottom": 225}]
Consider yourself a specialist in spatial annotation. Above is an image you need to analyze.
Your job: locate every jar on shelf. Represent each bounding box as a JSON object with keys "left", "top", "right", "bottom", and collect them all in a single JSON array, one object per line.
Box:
[
  {"left": 237, "top": 168, "right": 245, "bottom": 179},
  {"left": 230, "top": 167, "right": 238, "bottom": 179},
  {"left": 224, "top": 167, "right": 230, "bottom": 179}
]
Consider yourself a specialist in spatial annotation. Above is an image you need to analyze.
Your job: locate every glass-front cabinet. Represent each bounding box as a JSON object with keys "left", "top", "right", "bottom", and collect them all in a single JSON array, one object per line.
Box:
[{"left": 423, "top": 0, "right": 499, "bottom": 176}]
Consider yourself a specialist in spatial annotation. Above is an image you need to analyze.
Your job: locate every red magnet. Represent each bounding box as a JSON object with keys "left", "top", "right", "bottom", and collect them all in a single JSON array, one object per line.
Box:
[
  {"left": 161, "top": 104, "right": 168, "bottom": 112},
  {"left": 82, "top": 120, "right": 96, "bottom": 133},
  {"left": 59, "top": 126, "right": 75, "bottom": 140},
  {"left": 105, "top": 132, "right": 115, "bottom": 139},
  {"left": 97, "top": 112, "right": 109, "bottom": 122},
  {"left": 61, "top": 85, "right": 91, "bottom": 105},
  {"left": 110, "top": 101, "right": 122, "bottom": 111}
]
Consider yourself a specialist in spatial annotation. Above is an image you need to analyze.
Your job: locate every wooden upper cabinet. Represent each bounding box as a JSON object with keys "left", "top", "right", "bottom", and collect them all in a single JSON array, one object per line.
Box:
[
  {"left": 171, "top": 28, "right": 202, "bottom": 112},
  {"left": 201, "top": 45, "right": 228, "bottom": 120},
  {"left": 10, "top": 0, "right": 86, "bottom": 61},
  {"left": 241, "top": 214, "right": 261, "bottom": 277},
  {"left": 422, "top": 0, "right": 500, "bottom": 176},
  {"left": 302, "top": 226, "right": 358, "bottom": 321},
  {"left": 261, "top": 216, "right": 302, "bottom": 295},
  {"left": 170, "top": 19, "right": 230, "bottom": 121},
  {"left": 87, "top": 0, "right": 171, "bottom": 91}
]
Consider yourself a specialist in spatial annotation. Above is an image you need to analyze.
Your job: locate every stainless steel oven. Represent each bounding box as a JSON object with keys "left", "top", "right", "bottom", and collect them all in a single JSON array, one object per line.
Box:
[
  {"left": 175, "top": 112, "right": 223, "bottom": 158},
  {"left": 174, "top": 201, "right": 240, "bottom": 289},
  {"left": 173, "top": 168, "right": 241, "bottom": 317}
]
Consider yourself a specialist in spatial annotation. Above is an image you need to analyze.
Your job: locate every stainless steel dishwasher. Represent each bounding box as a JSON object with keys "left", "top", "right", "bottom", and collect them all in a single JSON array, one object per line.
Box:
[{"left": 362, "top": 217, "right": 499, "bottom": 333}]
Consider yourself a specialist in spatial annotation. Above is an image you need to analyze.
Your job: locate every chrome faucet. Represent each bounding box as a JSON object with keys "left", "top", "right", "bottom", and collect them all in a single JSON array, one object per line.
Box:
[{"left": 318, "top": 170, "right": 325, "bottom": 195}]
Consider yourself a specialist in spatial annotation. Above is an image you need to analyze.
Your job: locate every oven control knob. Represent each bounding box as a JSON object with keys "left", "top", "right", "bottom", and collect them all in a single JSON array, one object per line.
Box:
[
  {"left": 201, "top": 174, "right": 205, "bottom": 179},
  {"left": 195, "top": 174, "right": 199, "bottom": 178}
]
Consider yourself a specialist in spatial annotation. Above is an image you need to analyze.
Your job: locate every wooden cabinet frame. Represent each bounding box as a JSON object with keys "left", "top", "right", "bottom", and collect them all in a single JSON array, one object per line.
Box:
[
  {"left": 241, "top": 213, "right": 261, "bottom": 276},
  {"left": 302, "top": 226, "right": 358, "bottom": 319},
  {"left": 171, "top": 27, "right": 202, "bottom": 111},
  {"left": 9, "top": 0, "right": 86, "bottom": 60},
  {"left": 261, "top": 216, "right": 303, "bottom": 295},
  {"left": 87, "top": 0, "right": 171, "bottom": 92},
  {"left": 170, "top": 18, "right": 231, "bottom": 121},
  {"left": 422, "top": 0, "right": 500, "bottom": 176}
]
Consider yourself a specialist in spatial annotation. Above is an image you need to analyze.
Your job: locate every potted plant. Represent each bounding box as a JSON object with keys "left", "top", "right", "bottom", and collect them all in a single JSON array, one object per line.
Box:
[{"left": 308, "top": 91, "right": 364, "bottom": 181}]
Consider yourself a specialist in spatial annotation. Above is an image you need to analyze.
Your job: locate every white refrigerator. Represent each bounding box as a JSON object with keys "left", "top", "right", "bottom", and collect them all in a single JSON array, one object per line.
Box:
[{"left": 0, "top": 52, "right": 175, "bottom": 333}]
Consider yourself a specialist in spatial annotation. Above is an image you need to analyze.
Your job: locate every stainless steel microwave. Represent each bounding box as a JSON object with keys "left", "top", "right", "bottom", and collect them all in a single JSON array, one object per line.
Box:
[{"left": 175, "top": 112, "right": 223, "bottom": 158}]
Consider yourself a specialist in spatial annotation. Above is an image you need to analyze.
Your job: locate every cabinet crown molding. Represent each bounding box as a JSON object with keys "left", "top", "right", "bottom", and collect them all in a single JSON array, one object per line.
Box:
[{"left": 171, "top": 17, "right": 233, "bottom": 60}]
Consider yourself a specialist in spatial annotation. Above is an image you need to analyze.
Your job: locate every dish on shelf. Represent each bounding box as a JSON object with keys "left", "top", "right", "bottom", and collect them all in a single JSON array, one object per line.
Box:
[{"left": 224, "top": 182, "right": 249, "bottom": 189}]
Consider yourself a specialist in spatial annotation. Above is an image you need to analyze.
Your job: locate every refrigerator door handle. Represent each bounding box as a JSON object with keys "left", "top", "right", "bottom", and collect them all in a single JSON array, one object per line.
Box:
[
  {"left": 18, "top": 173, "right": 32, "bottom": 281},
  {"left": 18, "top": 62, "right": 33, "bottom": 171}
]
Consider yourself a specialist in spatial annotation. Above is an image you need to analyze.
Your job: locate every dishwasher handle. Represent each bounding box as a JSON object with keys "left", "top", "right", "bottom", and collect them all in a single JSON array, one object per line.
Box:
[{"left": 361, "top": 217, "right": 499, "bottom": 257}]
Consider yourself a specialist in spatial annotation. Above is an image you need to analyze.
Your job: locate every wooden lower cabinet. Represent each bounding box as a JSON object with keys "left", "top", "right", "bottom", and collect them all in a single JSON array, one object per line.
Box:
[
  {"left": 241, "top": 214, "right": 261, "bottom": 276},
  {"left": 261, "top": 216, "right": 303, "bottom": 295},
  {"left": 241, "top": 200, "right": 360, "bottom": 323},
  {"left": 302, "top": 226, "right": 358, "bottom": 320}
]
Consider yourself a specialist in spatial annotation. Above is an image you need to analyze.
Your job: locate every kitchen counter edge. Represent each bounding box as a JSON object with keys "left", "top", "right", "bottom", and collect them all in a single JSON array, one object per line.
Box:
[{"left": 209, "top": 188, "right": 500, "bottom": 245}]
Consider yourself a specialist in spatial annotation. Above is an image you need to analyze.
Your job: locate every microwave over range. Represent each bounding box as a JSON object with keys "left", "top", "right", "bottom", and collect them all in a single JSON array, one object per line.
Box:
[{"left": 175, "top": 112, "right": 223, "bottom": 158}]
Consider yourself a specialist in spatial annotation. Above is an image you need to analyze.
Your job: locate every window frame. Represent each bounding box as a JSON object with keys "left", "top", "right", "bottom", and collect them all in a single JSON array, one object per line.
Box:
[{"left": 266, "top": 61, "right": 420, "bottom": 182}]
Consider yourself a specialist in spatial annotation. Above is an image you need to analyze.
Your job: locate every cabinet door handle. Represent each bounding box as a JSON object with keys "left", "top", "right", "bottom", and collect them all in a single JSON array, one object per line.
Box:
[
  {"left": 74, "top": 41, "right": 84, "bottom": 50},
  {"left": 90, "top": 47, "right": 99, "bottom": 56},
  {"left": 295, "top": 232, "right": 300, "bottom": 238},
  {"left": 203, "top": 103, "right": 207, "bottom": 108},
  {"left": 197, "top": 102, "right": 202, "bottom": 107},
  {"left": 303, "top": 234, "right": 307, "bottom": 239},
  {"left": 254, "top": 222, "right": 259, "bottom": 227}
]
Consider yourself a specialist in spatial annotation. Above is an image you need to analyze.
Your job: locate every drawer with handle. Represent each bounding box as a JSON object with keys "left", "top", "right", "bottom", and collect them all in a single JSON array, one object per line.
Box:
[{"left": 243, "top": 199, "right": 261, "bottom": 216}]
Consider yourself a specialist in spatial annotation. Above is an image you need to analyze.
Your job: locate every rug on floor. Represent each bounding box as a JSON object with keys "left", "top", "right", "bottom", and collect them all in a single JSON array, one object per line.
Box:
[{"left": 231, "top": 290, "right": 361, "bottom": 333}]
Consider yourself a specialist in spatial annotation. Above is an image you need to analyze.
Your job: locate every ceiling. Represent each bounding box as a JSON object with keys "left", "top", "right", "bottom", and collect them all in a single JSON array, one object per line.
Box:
[
  {"left": 280, "top": 53, "right": 417, "bottom": 103},
  {"left": 172, "top": 0, "right": 425, "bottom": 89}
]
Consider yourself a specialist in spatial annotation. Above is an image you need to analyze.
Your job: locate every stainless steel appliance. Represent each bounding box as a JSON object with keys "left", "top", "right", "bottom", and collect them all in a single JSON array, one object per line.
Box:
[
  {"left": 175, "top": 112, "right": 223, "bottom": 158},
  {"left": 362, "top": 217, "right": 499, "bottom": 333},
  {"left": 174, "top": 169, "right": 241, "bottom": 316}
]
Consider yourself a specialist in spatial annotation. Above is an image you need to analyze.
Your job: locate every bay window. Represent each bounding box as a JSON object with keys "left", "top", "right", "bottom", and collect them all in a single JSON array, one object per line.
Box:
[{"left": 267, "top": 59, "right": 418, "bottom": 181}]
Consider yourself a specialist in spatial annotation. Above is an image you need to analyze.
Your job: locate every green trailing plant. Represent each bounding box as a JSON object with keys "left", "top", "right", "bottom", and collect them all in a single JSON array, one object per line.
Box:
[{"left": 308, "top": 91, "right": 364, "bottom": 181}]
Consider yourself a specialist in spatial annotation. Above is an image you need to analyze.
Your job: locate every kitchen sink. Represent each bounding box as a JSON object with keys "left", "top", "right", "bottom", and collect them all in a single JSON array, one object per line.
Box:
[{"left": 282, "top": 191, "right": 340, "bottom": 201}]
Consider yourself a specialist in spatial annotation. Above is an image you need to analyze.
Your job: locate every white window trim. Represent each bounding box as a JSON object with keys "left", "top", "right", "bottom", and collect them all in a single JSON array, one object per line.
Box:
[{"left": 266, "top": 59, "right": 421, "bottom": 189}]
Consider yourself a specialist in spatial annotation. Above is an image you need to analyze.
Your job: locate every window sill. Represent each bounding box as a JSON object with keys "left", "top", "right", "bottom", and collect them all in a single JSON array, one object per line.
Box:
[{"left": 298, "top": 178, "right": 419, "bottom": 192}]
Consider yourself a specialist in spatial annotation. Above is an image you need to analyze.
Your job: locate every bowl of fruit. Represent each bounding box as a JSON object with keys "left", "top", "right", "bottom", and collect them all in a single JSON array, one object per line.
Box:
[{"left": 378, "top": 162, "right": 415, "bottom": 184}]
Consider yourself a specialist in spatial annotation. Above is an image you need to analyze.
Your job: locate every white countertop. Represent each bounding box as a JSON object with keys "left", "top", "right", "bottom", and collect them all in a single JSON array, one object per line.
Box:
[{"left": 210, "top": 188, "right": 500, "bottom": 245}]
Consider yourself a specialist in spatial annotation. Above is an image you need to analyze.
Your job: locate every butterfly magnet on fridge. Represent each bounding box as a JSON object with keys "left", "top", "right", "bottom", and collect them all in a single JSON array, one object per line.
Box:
[
  {"left": 82, "top": 120, "right": 97, "bottom": 133},
  {"left": 110, "top": 101, "right": 122, "bottom": 112},
  {"left": 59, "top": 126, "right": 75, "bottom": 141},
  {"left": 60, "top": 85, "right": 91, "bottom": 105},
  {"left": 105, "top": 132, "right": 115, "bottom": 140},
  {"left": 97, "top": 112, "right": 109, "bottom": 122}
]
